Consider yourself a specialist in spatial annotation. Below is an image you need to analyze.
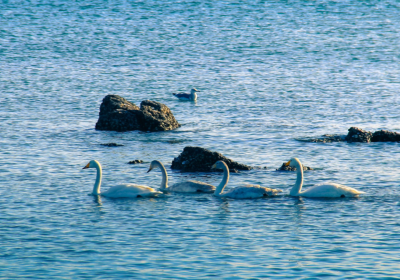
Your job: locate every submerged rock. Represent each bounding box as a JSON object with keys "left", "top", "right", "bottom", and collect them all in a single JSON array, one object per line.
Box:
[
  {"left": 171, "top": 146, "right": 253, "bottom": 172},
  {"left": 165, "top": 139, "right": 188, "bottom": 144},
  {"left": 100, "top": 143, "right": 124, "bottom": 147},
  {"left": 297, "top": 134, "right": 345, "bottom": 143},
  {"left": 276, "top": 163, "right": 313, "bottom": 171},
  {"left": 253, "top": 166, "right": 268, "bottom": 170},
  {"left": 95, "top": 95, "right": 181, "bottom": 132},
  {"left": 128, "top": 160, "right": 144, "bottom": 164}
]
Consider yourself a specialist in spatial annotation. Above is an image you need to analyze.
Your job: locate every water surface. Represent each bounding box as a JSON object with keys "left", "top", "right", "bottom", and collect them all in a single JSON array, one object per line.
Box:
[{"left": 1, "top": 1, "right": 400, "bottom": 278}]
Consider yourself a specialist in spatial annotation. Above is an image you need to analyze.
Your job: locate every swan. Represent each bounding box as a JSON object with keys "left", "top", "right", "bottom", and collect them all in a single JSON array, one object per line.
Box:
[
  {"left": 212, "top": 161, "right": 282, "bottom": 199},
  {"left": 285, "top": 157, "right": 365, "bottom": 198},
  {"left": 147, "top": 160, "right": 215, "bottom": 193},
  {"left": 83, "top": 160, "right": 163, "bottom": 198},
  {"left": 172, "top": 88, "right": 200, "bottom": 101}
]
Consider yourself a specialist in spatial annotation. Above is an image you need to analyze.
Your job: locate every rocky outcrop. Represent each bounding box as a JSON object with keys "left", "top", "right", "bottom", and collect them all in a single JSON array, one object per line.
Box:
[
  {"left": 297, "top": 134, "right": 345, "bottom": 143},
  {"left": 345, "top": 127, "right": 400, "bottom": 143},
  {"left": 345, "top": 127, "right": 373, "bottom": 143},
  {"left": 139, "top": 100, "right": 181, "bottom": 132},
  {"left": 95, "top": 95, "right": 181, "bottom": 132},
  {"left": 372, "top": 130, "right": 400, "bottom": 142},
  {"left": 299, "top": 127, "right": 400, "bottom": 143},
  {"left": 171, "top": 146, "right": 253, "bottom": 172}
]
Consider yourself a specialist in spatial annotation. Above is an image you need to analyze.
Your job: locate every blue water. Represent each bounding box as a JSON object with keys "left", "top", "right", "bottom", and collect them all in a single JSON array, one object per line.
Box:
[{"left": 1, "top": 1, "right": 400, "bottom": 278}]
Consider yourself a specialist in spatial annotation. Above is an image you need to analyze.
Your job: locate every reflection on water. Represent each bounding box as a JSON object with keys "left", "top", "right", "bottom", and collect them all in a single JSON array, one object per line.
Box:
[
  {"left": 93, "top": 195, "right": 102, "bottom": 206},
  {"left": 215, "top": 200, "right": 232, "bottom": 220}
]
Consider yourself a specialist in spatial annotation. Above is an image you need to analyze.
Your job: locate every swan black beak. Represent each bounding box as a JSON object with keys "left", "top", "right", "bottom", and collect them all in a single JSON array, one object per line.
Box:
[
  {"left": 147, "top": 167, "right": 153, "bottom": 173},
  {"left": 83, "top": 163, "right": 90, "bottom": 169}
]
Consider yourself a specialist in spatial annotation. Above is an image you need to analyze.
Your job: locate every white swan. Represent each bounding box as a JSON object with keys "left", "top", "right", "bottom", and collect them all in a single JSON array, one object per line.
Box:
[
  {"left": 212, "top": 161, "right": 282, "bottom": 199},
  {"left": 83, "top": 160, "right": 163, "bottom": 198},
  {"left": 285, "top": 157, "right": 365, "bottom": 198},
  {"left": 147, "top": 160, "right": 215, "bottom": 193},
  {"left": 172, "top": 88, "right": 200, "bottom": 101}
]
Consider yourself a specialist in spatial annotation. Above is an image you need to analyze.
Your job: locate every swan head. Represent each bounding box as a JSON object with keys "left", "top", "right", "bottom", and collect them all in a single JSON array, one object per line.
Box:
[
  {"left": 83, "top": 160, "right": 99, "bottom": 169},
  {"left": 212, "top": 160, "right": 228, "bottom": 170},
  {"left": 191, "top": 88, "right": 200, "bottom": 94},
  {"left": 147, "top": 160, "right": 161, "bottom": 173},
  {"left": 285, "top": 158, "right": 300, "bottom": 168}
]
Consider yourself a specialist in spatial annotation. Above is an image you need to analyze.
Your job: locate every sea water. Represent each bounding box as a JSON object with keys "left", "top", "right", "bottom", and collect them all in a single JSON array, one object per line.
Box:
[{"left": 1, "top": 1, "right": 400, "bottom": 278}]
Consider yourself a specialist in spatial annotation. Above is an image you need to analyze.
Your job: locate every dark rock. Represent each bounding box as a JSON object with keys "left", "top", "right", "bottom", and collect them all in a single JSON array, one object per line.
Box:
[
  {"left": 165, "top": 139, "right": 187, "bottom": 144},
  {"left": 298, "top": 127, "right": 400, "bottom": 144},
  {"left": 95, "top": 95, "right": 144, "bottom": 132},
  {"left": 171, "top": 146, "right": 253, "bottom": 172},
  {"left": 372, "top": 130, "right": 400, "bottom": 142},
  {"left": 95, "top": 95, "right": 181, "bottom": 132},
  {"left": 139, "top": 100, "right": 181, "bottom": 132},
  {"left": 95, "top": 109, "right": 143, "bottom": 132},
  {"left": 276, "top": 163, "right": 313, "bottom": 171},
  {"left": 100, "top": 143, "right": 124, "bottom": 147},
  {"left": 345, "top": 127, "right": 373, "bottom": 143},
  {"left": 128, "top": 160, "right": 144, "bottom": 164},
  {"left": 297, "top": 134, "right": 345, "bottom": 143},
  {"left": 98, "top": 95, "right": 139, "bottom": 115}
]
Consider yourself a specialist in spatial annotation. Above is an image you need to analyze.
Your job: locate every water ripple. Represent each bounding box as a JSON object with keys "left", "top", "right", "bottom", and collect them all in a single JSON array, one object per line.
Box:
[{"left": 1, "top": 0, "right": 400, "bottom": 278}]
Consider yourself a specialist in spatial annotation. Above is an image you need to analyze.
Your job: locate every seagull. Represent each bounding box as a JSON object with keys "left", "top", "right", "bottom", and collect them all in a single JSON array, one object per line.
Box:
[{"left": 172, "top": 88, "right": 200, "bottom": 101}]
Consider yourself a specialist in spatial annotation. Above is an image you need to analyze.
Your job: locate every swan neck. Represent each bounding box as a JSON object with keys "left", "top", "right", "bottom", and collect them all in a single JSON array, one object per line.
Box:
[
  {"left": 93, "top": 162, "right": 102, "bottom": 195},
  {"left": 290, "top": 159, "right": 303, "bottom": 196},
  {"left": 156, "top": 161, "right": 168, "bottom": 190},
  {"left": 214, "top": 164, "right": 229, "bottom": 196}
]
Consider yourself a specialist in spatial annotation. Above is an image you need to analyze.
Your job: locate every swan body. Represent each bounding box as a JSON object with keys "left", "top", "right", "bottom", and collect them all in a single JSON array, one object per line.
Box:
[
  {"left": 147, "top": 160, "right": 215, "bottom": 193},
  {"left": 212, "top": 161, "right": 282, "bottom": 199},
  {"left": 83, "top": 160, "right": 163, "bottom": 198},
  {"left": 285, "top": 158, "right": 365, "bottom": 198},
  {"left": 172, "top": 88, "right": 200, "bottom": 101}
]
